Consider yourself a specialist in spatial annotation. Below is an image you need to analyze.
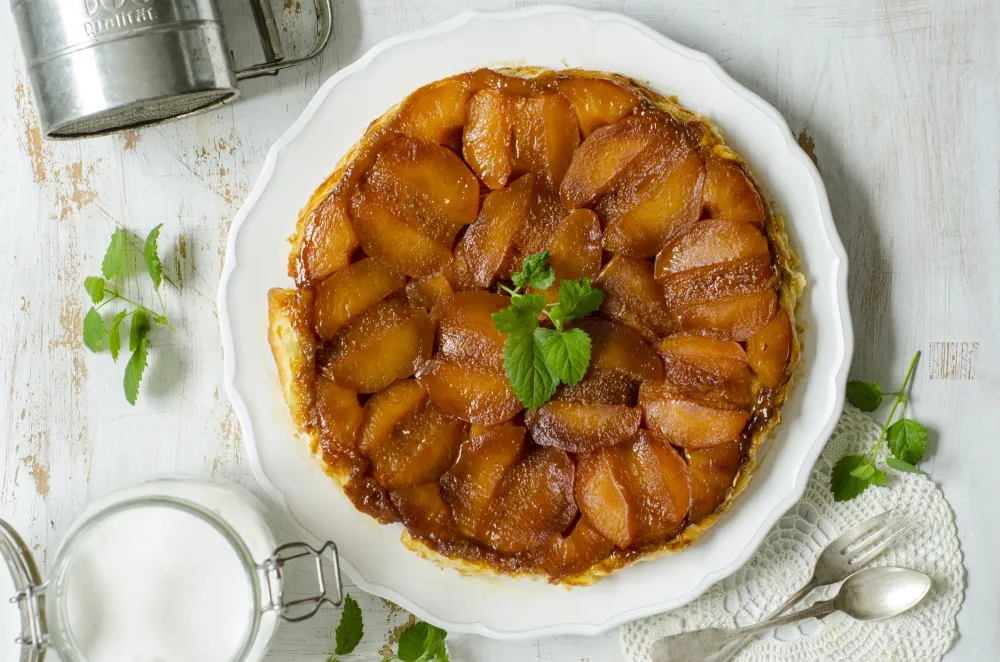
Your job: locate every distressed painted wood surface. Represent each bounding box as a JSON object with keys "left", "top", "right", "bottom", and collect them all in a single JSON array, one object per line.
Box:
[{"left": 1, "top": 1, "right": 997, "bottom": 660}]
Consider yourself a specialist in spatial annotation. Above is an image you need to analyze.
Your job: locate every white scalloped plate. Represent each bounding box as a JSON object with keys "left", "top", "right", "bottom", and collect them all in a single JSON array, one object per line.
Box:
[{"left": 219, "top": 5, "right": 852, "bottom": 639}]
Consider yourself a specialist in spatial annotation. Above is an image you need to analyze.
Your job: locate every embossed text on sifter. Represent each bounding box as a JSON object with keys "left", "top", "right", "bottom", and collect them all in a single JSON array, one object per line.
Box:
[{"left": 10, "top": 0, "right": 333, "bottom": 139}]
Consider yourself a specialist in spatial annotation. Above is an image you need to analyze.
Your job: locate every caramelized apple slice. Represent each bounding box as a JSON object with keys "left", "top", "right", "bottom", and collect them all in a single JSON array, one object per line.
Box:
[
  {"left": 365, "top": 136, "right": 479, "bottom": 242},
  {"left": 370, "top": 397, "right": 465, "bottom": 490},
  {"left": 661, "top": 255, "right": 776, "bottom": 310},
  {"left": 390, "top": 483, "right": 460, "bottom": 542},
  {"left": 687, "top": 441, "right": 743, "bottom": 522},
  {"left": 321, "top": 299, "right": 435, "bottom": 393},
  {"left": 296, "top": 196, "right": 360, "bottom": 284},
  {"left": 560, "top": 115, "right": 663, "bottom": 208},
  {"left": 577, "top": 318, "right": 663, "bottom": 382},
  {"left": 596, "top": 255, "right": 675, "bottom": 342},
  {"left": 392, "top": 74, "right": 472, "bottom": 148},
  {"left": 576, "top": 432, "right": 690, "bottom": 547},
  {"left": 440, "top": 425, "right": 526, "bottom": 539},
  {"left": 525, "top": 401, "right": 641, "bottom": 453},
  {"left": 640, "top": 380, "right": 749, "bottom": 448},
  {"left": 655, "top": 218, "right": 770, "bottom": 279},
  {"left": 480, "top": 446, "right": 577, "bottom": 553},
  {"left": 557, "top": 77, "right": 642, "bottom": 137},
  {"left": 349, "top": 186, "right": 452, "bottom": 277},
  {"left": 314, "top": 375, "right": 364, "bottom": 459},
  {"left": 600, "top": 147, "right": 705, "bottom": 258},
  {"left": 626, "top": 432, "right": 691, "bottom": 543},
  {"left": 677, "top": 288, "right": 778, "bottom": 342},
  {"left": 703, "top": 153, "right": 766, "bottom": 225},
  {"left": 436, "top": 291, "right": 509, "bottom": 373},
  {"left": 537, "top": 517, "right": 615, "bottom": 578},
  {"left": 549, "top": 209, "right": 602, "bottom": 279},
  {"left": 658, "top": 333, "right": 754, "bottom": 391},
  {"left": 417, "top": 359, "right": 522, "bottom": 425},
  {"left": 453, "top": 173, "right": 535, "bottom": 287},
  {"left": 463, "top": 89, "right": 515, "bottom": 189},
  {"left": 314, "top": 258, "right": 406, "bottom": 339},
  {"left": 746, "top": 308, "right": 792, "bottom": 388},
  {"left": 555, "top": 370, "right": 638, "bottom": 406},
  {"left": 406, "top": 274, "right": 454, "bottom": 312},
  {"left": 512, "top": 92, "right": 581, "bottom": 188},
  {"left": 574, "top": 445, "right": 635, "bottom": 548},
  {"left": 356, "top": 379, "right": 427, "bottom": 456}
]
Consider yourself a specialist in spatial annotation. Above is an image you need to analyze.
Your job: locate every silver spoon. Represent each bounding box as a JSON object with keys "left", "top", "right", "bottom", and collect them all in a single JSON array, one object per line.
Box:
[{"left": 648, "top": 567, "right": 931, "bottom": 662}]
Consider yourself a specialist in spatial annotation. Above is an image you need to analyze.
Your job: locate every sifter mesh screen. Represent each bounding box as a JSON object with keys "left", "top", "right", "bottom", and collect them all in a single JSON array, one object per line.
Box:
[{"left": 49, "top": 90, "right": 236, "bottom": 138}]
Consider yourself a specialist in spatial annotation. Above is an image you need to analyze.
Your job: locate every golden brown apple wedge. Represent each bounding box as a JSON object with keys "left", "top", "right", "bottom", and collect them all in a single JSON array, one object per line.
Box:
[
  {"left": 703, "top": 153, "right": 766, "bottom": 226},
  {"left": 536, "top": 518, "right": 615, "bottom": 578},
  {"left": 349, "top": 185, "right": 453, "bottom": 277},
  {"left": 453, "top": 173, "right": 535, "bottom": 288},
  {"left": 554, "top": 370, "right": 639, "bottom": 407},
  {"left": 416, "top": 358, "right": 522, "bottom": 425},
  {"left": 365, "top": 136, "right": 479, "bottom": 243},
  {"left": 463, "top": 88, "right": 515, "bottom": 189},
  {"left": 577, "top": 318, "right": 664, "bottom": 383},
  {"left": 657, "top": 333, "right": 754, "bottom": 403},
  {"left": 512, "top": 92, "right": 581, "bottom": 188},
  {"left": 296, "top": 196, "right": 360, "bottom": 284},
  {"left": 687, "top": 441, "right": 743, "bottom": 522},
  {"left": 626, "top": 431, "right": 691, "bottom": 544},
  {"left": 660, "top": 255, "right": 776, "bottom": 310},
  {"left": 313, "top": 257, "right": 406, "bottom": 340},
  {"left": 746, "top": 308, "right": 792, "bottom": 388},
  {"left": 655, "top": 217, "right": 770, "bottom": 278},
  {"left": 596, "top": 255, "right": 676, "bottom": 342},
  {"left": 557, "top": 77, "right": 642, "bottom": 137},
  {"left": 575, "top": 445, "right": 635, "bottom": 548},
  {"left": 435, "top": 291, "right": 509, "bottom": 373},
  {"left": 440, "top": 425, "right": 526, "bottom": 539},
  {"left": 314, "top": 374, "right": 364, "bottom": 460},
  {"left": 676, "top": 288, "right": 778, "bottom": 342},
  {"left": 640, "top": 380, "right": 749, "bottom": 449},
  {"left": 321, "top": 299, "right": 435, "bottom": 393},
  {"left": 405, "top": 274, "right": 455, "bottom": 312},
  {"left": 480, "top": 445, "right": 577, "bottom": 553},
  {"left": 525, "top": 400, "right": 641, "bottom": 453},
  {"left": 391, "top": 74, "right": 473, "bottom": 148},
  {"left": 368, "top": 397, "right": 465, "bottom": 490},
  {"left": 560, "top": 115, "right": 664, "bottom": 208},
  {"left": 356, "top": 379, "right": 428, "bottom": 456},
  {"left": 390, "top": 483, "right": 460, "bottom": 542}
]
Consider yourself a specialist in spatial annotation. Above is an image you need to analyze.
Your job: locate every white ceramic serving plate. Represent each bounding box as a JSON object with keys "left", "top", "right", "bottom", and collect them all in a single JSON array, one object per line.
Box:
[{"left": 219, "top": 5, "right": 852, "bottom": 639}]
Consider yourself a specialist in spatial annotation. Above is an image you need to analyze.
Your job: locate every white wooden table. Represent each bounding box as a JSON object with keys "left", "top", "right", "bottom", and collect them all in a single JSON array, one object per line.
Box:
[{"left": 1, "top": 1, "right": 997, "bottom": 660}]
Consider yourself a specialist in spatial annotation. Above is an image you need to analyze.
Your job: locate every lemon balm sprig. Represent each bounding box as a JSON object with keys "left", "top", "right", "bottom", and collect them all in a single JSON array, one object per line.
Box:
[
  {"left": 831, "top": 351, "right": 928, "bottom": 501},
  {"left": 82, "top": 226, "right": 175, "bottom": 405},
  {"left": 492, "top": 252, "right": 604, "bottom": 410}
]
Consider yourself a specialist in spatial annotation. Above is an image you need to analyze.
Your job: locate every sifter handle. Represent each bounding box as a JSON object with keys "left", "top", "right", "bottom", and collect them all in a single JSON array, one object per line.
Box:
[{"left": 237, "top": 0, "right": 333, "bottom": 80}]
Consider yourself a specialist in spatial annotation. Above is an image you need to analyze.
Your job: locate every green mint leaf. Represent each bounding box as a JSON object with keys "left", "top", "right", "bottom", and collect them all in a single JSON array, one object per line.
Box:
[
  {"left": 541, "top": 328, "right": 592, "bottom": 386},
  {"left": 102, "top": 228, "right": 127, "bottom": 279},
  {"left": 129, "top": 309, "right": 152, "bottom": 352},
  {"left": 830, "top": 455, "right": 873, "bottom": 502},
  {"left": 397, "top": 622, "right": 430, "bottom": 662},
  {"left": 503, "top": 328, "right": 558, "bottom": 410},
  {"left": 849, "top": 461, "right": 877, "bottom": 481},
  {"left": 334, "top": 594, "right": 363, "bottom": 655},
  {"left": 512, "top": 251, "right": 555, "bottom": 291},
  {"left": 549, "top": 278, "right": 604, "bottom": 325},
  {"left": 109, "top": 310, "right": 128, "bottom": 362},
  {"left": 868, "top": 467, "right": 889, "bottom": 486},
  {"left": 84, "top": 276, "right": 106, "bottom": 303},
  {"left": 886, "top": 457, "right": 923, "bottom": 473},
  {"left": 123, "top": 339, "right": 149, "bottom": 405},
  {"left": 887, "top": 418, "right": 927, "bottom": 465},
  {"left": 491, "top": 293, "right": 546, "bottom": 333},
  {"left": 144, "top": 224, "right": 163, "bottom": 290},
  {"left": 83, "top": 307, "right": 106, "bottom": 352},
  {"left": 846, "top": 380, "right": 883, "bottom": 412}
]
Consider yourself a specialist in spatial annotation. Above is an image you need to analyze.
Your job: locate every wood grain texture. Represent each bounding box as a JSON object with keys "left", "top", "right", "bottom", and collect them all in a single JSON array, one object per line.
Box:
[{"left": 0, "top": 1, "right": 996, "bottom": 660}]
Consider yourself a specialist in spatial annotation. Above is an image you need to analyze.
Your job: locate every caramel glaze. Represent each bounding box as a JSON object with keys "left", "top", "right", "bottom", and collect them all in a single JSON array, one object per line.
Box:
[{"left": 287, "top": 67, "right": 799, "bottom": 583}]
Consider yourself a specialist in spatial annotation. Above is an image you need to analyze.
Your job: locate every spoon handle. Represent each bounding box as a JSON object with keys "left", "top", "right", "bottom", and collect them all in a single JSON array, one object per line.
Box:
[{"left": 648, "top": 599, "right": 836, "bottom": 662}]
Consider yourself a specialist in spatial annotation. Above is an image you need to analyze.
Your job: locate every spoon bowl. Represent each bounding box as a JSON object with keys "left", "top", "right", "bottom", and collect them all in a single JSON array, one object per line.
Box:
[{"left": 834, "top": 566, "right": 931, "bottom": 620}]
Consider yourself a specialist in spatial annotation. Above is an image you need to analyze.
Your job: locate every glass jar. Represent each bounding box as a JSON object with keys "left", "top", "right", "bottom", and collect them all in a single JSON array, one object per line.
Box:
[{"left": 0, "top": 478, "right": 342, "bottom": 662}]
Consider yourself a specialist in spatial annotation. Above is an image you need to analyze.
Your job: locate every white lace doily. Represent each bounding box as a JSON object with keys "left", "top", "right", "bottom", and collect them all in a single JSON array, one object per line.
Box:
[{"left": 621, "top": 405, "right": 964, "bottom": 662}]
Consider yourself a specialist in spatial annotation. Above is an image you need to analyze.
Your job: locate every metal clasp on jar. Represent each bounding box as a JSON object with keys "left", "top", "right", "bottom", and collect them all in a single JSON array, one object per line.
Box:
[{"left": 259, "top": 541, "right": 343, "bottom": 622}]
